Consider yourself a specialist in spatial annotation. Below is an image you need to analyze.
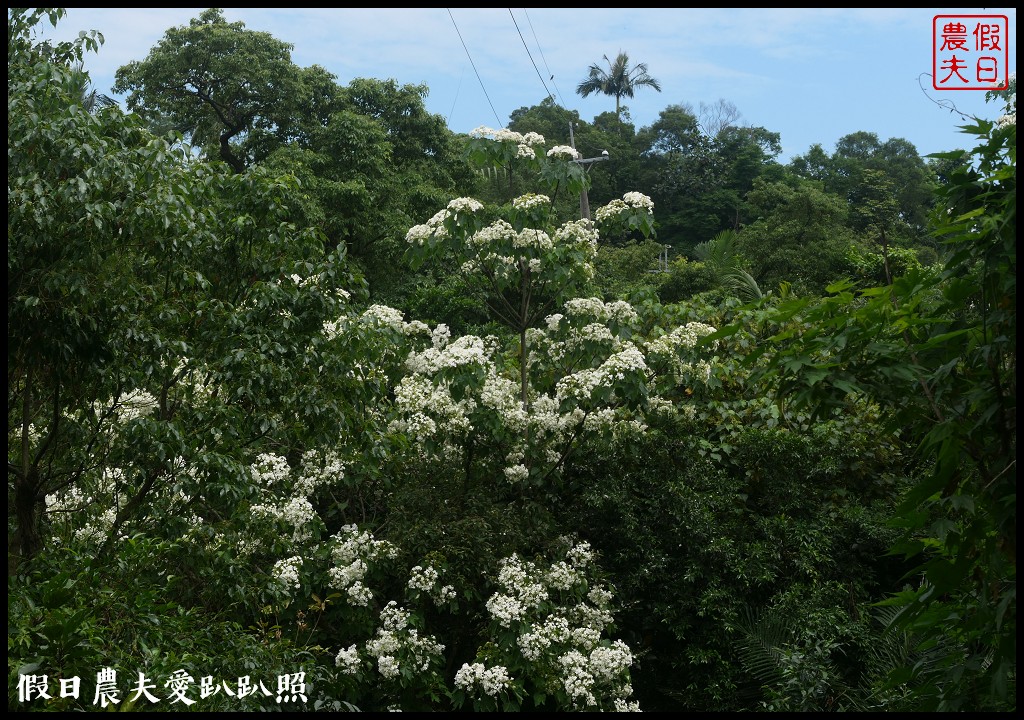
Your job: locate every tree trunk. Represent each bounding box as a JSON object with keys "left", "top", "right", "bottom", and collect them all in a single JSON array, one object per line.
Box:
[{"left": 11, "top": 470, "right": 43, "bottom": 572}]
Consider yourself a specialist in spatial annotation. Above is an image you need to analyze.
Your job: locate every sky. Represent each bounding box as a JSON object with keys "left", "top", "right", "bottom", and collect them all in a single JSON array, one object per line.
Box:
[{"left": 32, "top": 7, "right": 1017, "bottom": 163}]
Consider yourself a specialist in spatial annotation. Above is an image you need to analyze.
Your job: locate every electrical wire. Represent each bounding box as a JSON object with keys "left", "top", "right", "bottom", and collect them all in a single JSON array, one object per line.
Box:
[
  {"left": 447, "top": 8, "right": 504, "bottom": 127},
  {"left": 447, "top": 67, "right": 464, "bottom": 124},
  {"left": 508, "top": 8, "right": 555, "bottom": 105},
  {"left": 522, "top": 8, "right": 567, "bottom": 109}
]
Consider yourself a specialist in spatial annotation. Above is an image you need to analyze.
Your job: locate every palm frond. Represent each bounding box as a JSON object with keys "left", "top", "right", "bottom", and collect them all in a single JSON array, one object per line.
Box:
[
  {"left": 694, "top": 230, "right": 763, "bottom": 301},
  {"left": 733, "top": 605, "right": 795, "bottom": 684}
]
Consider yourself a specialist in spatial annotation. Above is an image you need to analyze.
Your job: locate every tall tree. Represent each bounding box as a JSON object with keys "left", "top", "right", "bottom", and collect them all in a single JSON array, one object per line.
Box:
[
  {"left": 739, "top": 176, "right": 861, "bottom": 295},
  {"left": 9, "top": 7, "right": 365, "bottom": 563},
  {"left": 744, "top": 87, "right": 1016, "bottom": 708},
  {"left": 113, "top": 8, "right": 304, "bottom": 173},
  {"left": 576, "top": 50, "right": 661, "bottom": 122},
  {"left": 789, "top": 132, "right": 936, "bottom": 249},
  {"left": 697, "top": 98, "right": 741, "bottom": 137}
]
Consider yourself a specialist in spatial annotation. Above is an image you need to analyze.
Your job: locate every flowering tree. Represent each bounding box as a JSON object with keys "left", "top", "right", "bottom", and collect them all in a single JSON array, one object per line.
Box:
[
  {"left": 463, "top": 125, "right": 588, "bottom": 204},
  {"left": 397, "top": 131, "right": 706, "bottom": 487},
  {"left": 13, "top": 11, "right": 942, "bottom": 715}
]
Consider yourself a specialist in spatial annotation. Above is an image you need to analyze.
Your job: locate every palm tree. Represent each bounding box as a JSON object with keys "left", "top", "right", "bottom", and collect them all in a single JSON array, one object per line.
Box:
[
  {"left": 575, "top": 51, "right": 662, "bottom": 122},
  {"left": 693, "top": 229, "right": 763, "bottom": 301},
  {"left": 70, "top": 61, "right": 119, "bottom": 112}
]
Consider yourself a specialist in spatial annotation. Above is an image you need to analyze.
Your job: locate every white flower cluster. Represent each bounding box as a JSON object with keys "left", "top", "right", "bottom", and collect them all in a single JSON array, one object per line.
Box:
[
  {"left": 281, "top": 496, "right": 316, "bottom": 542},
  {"left": 513, "top": 228, "right": 553, "bottom": 251},
  {"left": 321, "top": 313, "right": 349, "bottom": 340},
  {"left": 514, "top": 577, "right": 614, "bottom": 662},
  {"left": 328, "top": 524, "right": 399, "bottom": 607},
  {"left": 405, "top": 197, "right": 483, "bottom": 246},
  {"left": 295, "top": 448, "right": 346, "bottom": 497},
  {"left": 335, "top": 644, "right": 361, "bottom": 675},
  {"left": 560, "top": 650, "right": 598, "bottom": 706},
  {"left": 92, "top": 388, "right": 158, "bottom": 426},
  {"left": 247, "top": 492, "right": 317, "bottom": 544},
  {"left": 539, "top": 546, "right": 632, "bottom": 707},
  {"left": 470, "top": 127, "right": 545, "bottom": 147},
  {"left": 594, "top": 200, "right": 628, "bottom": 223},
  {"left": 485, "top": 554, "right": 550, "bottom": 627},
  {"left": 554, "top": 342, "right": 649, "bottom": 405},
  {"left": 536, "top": 321, "right": 618, "bottom": 368},
  {"left": 503, "top": 464, "right": 530, "bottom": 483},
  {"left": 45, "top": 484, "right": 90, "bottom": 515},
  {"left": 644, "top": 321, "right": 718, "bottom": 384},
  {"left": 122, "top": 388, "right": 159, "bottom": 419},
  {"left": 431, "top": 323, "right": 451, "bottom": 350},
  {"left": 250, "top": 452, "right": 291, "bottom": 488},
  {"left": 568, "top": 541, "right": 595, "bottom": 568},
  {"left": 480, "top": 369, "right": 527, "bottom": 432},
  {"left": 517, "top": 614, "right": 572, "bottom": 661},
  {"left": 562, "top": 297, "right": 606, "bottom": 319},
  {"left": 469, "top": 127, "right": 546, "bottom": 159},
  {"left": 406, "top": 222, "right": 438, "bottom": 246},
  {"left": 474, "top": 542, "right": 639, "bottom": 710},
  {"left": 404, "top": 319, "right": 430, "bottom": 338},
  {"left": 46, "top": 467, "right": 127, "bottom": 547},
  {"left": 390, "top": 375, "right": 475, "bottom": 442},
  {"left": 517, "top": 144, "right": 536, "bottom": 159},
  {"left": 405, "top": 334, "right": 489, "bottom": 375},
  {"left": 545, "top": 560, "right": 583, "bottom": 591},
  {"left": 486, "top": 592, "right": 528, "bottom": 627},
  {"left": 605, "top": 300, "right": 640, "bottom": 327},
  {"left": 454, "top": 663, "right": 512, "bottom": 696},
  {"left": 493, "top": 128, "right": 524, "bottom": 143},
  {"left": 512, "top": 193, "right": 551, "bottom": 210},
  {"left": 408, "top": 564, "right": 439, "bottom": 590},
  {"left": 584, "top": 410, "right": 649, "bottom": 440},
  {"left": 447, "top": 196, "right": 485, "bottom": 214},
  {"left": 502, "top": 129, "right": 546, "bottom": 147},
  {"left": 408, "top": 565, "right": 457, "bottom": 606},
  {"left": 546, "top": 145, "right": 580, "bottom": 160},
  {"left": 553, "top": 219, "right": 599, "bottom": 260},
  {"left": 622, "top": 191, "right": 654, "bottom": 211},
  {"left": 365, "top": 601, "right": 446, "bottom": 679},
  {"left": 594, "top": 192, "right": 654, "bottom": 223},
  {"left": 272, "top": 555, "right": 303, "bottom": 590},
  {"left": 466, "top": 218, "right": 517, "bottom": 250},
  {"left": 520, "top": 394, "right": 585, "bottom": 466},
  {"left": 557, "top": 641, "right": 635, "bottom": 709},
  {"left": 74, "top": 507, "right": 117, "bottom": 547},
  {"left": 997, "top": 112, "right": 1016, "bottom": 128},
  {"left": 360, "top": 304, "right": 408, "bottom": 333}
]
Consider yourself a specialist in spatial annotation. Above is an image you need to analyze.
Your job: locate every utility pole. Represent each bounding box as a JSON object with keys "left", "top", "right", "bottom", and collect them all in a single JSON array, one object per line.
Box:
[
  {"left": 648, "top": 244, "right": 672, "bottom": 274},
  {"left": 568, "top": 121, "right": 609, "bottom": 220}
]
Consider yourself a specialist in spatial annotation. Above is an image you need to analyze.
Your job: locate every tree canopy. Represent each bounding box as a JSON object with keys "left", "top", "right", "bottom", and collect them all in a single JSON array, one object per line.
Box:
[
  {"left": 113, "top": 8, "right": 306, "bottom": 173},
  {"left": 9, "top": 8, "right": 1015, "bottom": 714}
]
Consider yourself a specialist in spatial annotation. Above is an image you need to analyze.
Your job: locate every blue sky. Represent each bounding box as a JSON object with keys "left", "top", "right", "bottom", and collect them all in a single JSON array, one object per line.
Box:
[{"left": 34, "top": 8, "right": 1017, "bottom": 163}]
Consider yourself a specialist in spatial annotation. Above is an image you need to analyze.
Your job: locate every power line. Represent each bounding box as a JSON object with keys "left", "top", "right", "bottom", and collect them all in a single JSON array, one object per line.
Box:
[
  {"left": 447, "top": 8, "right": 504, "bottom": 128},
  {"left": 447, "top": 67, "right": 464, "bottom": 124},
  {"left": 508, "top": 8, "right": 555, "bottom": 105},
  {"left": 522, "top": 8, "right": 567, "bottom": 109}
]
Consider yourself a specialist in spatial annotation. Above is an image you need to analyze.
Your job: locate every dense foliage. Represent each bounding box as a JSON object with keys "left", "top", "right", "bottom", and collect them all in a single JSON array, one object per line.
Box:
[{"left": 9, "top": 8, "right": 1014, "bottom": 713}]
